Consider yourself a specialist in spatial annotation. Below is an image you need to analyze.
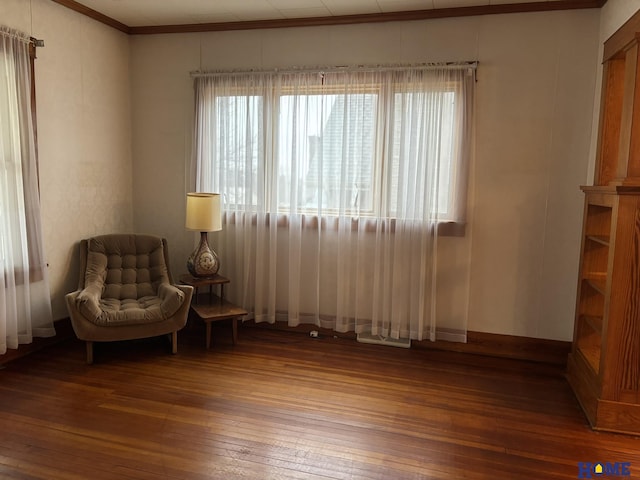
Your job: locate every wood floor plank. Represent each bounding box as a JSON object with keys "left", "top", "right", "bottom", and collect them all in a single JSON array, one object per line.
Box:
[{"left": 1, "top": 324, "right": 639, "bottom": 479}]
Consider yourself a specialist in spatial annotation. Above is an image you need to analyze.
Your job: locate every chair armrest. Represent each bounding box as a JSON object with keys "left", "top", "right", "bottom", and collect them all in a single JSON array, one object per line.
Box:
[
  {"left": 158, "top": 283, "right": 188, "bottom": 318},
  {"left": 74, "top": 287, "right": 103, "bottom": 322}
]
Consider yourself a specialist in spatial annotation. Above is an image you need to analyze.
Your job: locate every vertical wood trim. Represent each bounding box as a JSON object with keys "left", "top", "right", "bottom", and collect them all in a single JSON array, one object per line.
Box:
[
  {"left": 620, "top": 207, "right": 640, "bottom": 392},
  {"left": 595, "top": 58, "right": 626, "bottom": 185},
  {"left": 602, "top": 194, "right": 619, "bottom": 383},
  {"left": 602, "top": 194, "right": 640, "bottom": 399},
  {"left": 594, "top": 62, "right": 609, "bottom": 185},
  {"left": 26, "top": 41, "right": 45, "bottom": 280},
  {"left": 627, "top": 43, "right": 640, "bottom": 180},
  {"left": 29, "top": 42, "right": 39, "bottom": 191},
  {"left": 617, "top": 43, "right": 639, "bottom": 181}
]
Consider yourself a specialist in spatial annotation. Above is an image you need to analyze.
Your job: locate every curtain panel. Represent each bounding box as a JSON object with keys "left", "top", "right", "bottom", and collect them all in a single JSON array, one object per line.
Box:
[
  {"left": 0, "top": 26, "right": 55, "bottom": 353},
  {"left": 193, "top": 65, "right": 475, "bottom": 341}
]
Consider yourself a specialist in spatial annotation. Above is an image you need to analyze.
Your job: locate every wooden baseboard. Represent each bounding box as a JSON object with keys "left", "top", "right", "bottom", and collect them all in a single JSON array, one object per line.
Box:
[
  {"left": 244, "top": 321, "right": 571, "bottom": 366},
  {"left": 413, "top": 330, "right": 571, "bottom": 366},
  {"left": 0, "top": 318, "right": 75, "bottom": 366},
  {"left": 2, "top": 317, "right": 571, "bottom": 367}
]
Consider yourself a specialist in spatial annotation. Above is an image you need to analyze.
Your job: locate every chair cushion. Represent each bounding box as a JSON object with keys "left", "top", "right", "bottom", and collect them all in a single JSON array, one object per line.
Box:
[{"left": 75, "top": 234, "right": 185, "bottom": 326}]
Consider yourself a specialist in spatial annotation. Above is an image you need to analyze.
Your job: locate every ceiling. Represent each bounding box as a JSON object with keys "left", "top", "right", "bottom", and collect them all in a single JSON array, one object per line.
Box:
[
  {"left": 70, "top": 0, "right": 561, "bottom": 26},
  {"left": 60, "top": 0, "right": 603, "bottom": 32}
]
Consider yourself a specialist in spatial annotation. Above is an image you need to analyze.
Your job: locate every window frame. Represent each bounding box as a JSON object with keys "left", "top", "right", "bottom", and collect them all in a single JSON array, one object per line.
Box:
[{"left": 199, "top": 67, "right": 473, "bottom": 236}]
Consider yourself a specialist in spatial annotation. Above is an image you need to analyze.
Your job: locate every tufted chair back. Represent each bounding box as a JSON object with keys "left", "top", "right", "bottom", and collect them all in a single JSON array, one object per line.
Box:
[{"left": 84, "top": 234, "right": 171, "bottom": 300}]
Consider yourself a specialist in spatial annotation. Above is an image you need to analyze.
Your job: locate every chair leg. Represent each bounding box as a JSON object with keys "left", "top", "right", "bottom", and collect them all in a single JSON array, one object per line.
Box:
[
  {"left": 86, "top": 341, "right": 94, "bottom": 365},
  {"left": 171, "top": 331, "right": 178, "bottom": 354}
]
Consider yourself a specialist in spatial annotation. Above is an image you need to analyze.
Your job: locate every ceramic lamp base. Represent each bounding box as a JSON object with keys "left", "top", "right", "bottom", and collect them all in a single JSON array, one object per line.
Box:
[{"left": 187, "top": 232, "right": 220, "bottom": 277}]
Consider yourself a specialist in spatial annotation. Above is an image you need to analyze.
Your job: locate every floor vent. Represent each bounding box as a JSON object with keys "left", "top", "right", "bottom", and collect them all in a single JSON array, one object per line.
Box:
[{"left": 356, "top": 333, "right": 411, "bottom": 349}]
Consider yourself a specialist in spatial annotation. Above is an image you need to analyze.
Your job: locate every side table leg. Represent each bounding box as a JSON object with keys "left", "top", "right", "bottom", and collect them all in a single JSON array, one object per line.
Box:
[
  {"left": 206, "top": 321, "right": 212, "bottom": 349},
  {"left": 232, "top": 318, "right": 238, "bottom": 345}
]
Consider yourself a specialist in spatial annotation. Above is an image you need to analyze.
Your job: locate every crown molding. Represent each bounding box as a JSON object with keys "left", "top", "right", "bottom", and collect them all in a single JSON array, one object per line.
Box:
[
  {"left": 50, "top": 0, "right": 130, "bottom": 33},
  {"left": 50, "top": 0, "right": 605, "bottom": 36},
  {"left": 603, "top": 8, "right": 640, "bottom": 61}
]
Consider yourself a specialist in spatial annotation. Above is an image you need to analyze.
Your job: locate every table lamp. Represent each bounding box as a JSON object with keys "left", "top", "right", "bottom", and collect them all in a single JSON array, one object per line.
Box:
[{"left": 185, "top": 192, "right": 222, "bottom": 277}]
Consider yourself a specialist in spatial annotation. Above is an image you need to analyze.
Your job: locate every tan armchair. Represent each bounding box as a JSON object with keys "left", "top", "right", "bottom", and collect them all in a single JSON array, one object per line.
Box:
[{"left": 65, "top": 234, "right": 193, "bottom": 364}]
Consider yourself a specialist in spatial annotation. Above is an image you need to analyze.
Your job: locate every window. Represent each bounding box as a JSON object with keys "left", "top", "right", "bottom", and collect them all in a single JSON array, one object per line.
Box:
[
  {"left": 193, "top": 65, "right": 475, "bottom": 340},
  {"left": 0, "top": 26, "right": 55, "bottom": 352},
  {"left": 195, "top": 65, "right": 474, "bottom": 225},
  {"left": 0, "top": 31, "right": 39, "bottom": 276},
  {"left": 215, "top": 94, "right": 262, "bottom": 208},
  {"left": 278, "top": 91, "right": 377, "bottom": 214}
]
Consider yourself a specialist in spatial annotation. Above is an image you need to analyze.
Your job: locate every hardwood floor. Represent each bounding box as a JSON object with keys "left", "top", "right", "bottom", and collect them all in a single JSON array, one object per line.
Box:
[{"left": 0, "top": 322, "right": 639, "bottom": 479}]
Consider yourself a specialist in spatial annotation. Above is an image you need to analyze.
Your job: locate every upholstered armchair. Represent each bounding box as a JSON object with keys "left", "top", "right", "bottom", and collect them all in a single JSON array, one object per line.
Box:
[{"left": 65, "top": 234, "right": 193, "bottom": 364}]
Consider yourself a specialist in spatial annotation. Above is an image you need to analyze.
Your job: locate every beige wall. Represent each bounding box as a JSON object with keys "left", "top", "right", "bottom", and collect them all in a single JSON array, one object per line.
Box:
[
  {"left": 131, "top": 10, "right": 600, "bottom": 341},
  {"left": 600, "top": 0, "right": 640, "bottom": 40},
  {"left": 469, "top": 12, "right": 600, "bottom": 340},
  {"left": 2, "top": 1, "right": 622, "bottom": 341},
  {"left": 1, "top": 0, "right": 133, "bottom": 319}
]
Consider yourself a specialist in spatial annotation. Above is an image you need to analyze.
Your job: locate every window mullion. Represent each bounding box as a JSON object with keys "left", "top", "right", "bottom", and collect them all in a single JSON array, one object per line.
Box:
[
  {"left": 263, "top": 87, "right": 277, "bottom": 213},
  {"left": 376, "top": 81, "right": 392, "bottom": 219}
]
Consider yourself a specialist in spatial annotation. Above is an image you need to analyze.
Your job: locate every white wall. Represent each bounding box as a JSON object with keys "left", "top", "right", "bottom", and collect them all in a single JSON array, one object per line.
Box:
[
  {"left": 470, "top": 13, "right": 600, "bottom": 340},
  {"left": 1, "top": 0, "right": 133, "bottom": 319},
  {"left": 3, "top": 0, "right": 630, "bottom": 341},
  {"left": 600, "top": 0, "right": 640, "bottom": 40},
  {"left": 131, "top": 10, "right": 600, "bottom": 341},
  {"left": 6, "top": 0, "right": 635, "bottom": 341}
]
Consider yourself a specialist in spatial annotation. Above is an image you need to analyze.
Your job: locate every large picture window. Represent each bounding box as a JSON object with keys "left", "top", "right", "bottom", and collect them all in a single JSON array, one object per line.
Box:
[
  {"left": 192, "top": 64, "right": 475, "bottom": 342},
  {"left": 195, "top": 65, "right": 475, "bottom": 224}
]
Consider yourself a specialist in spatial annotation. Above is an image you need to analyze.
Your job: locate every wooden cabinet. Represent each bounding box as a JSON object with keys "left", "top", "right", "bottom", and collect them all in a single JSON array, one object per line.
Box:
[
  {"left": 566, "top": 21, "right": 640, "bottom": 435},
  {"left": 567, "top": 186, "right": 640, "bottom": 434}
]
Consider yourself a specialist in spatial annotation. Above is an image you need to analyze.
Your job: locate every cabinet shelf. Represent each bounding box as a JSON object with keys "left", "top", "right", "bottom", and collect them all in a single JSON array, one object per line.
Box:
[
  {"left": 580, "top": 314, "right": 603, "bottom": 335},
  {"left": 585, "top": 235, "right": 610, "bottom": 246},
  {"left": 583, "top": 275, "right": 607, "bottom": 295}
]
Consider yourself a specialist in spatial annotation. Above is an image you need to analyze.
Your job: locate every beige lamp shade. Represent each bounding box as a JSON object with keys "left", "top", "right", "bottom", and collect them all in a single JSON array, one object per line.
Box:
[{"left": 186, "top": 193, "right": 222, "bottom": 232}]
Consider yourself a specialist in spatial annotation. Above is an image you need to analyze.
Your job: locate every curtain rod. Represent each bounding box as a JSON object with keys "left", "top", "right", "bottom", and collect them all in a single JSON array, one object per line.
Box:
[
  {"left": 1, "top": 26, "right": 43, "bottom": 46},
  {"left": 191, "top": 61, "right": 478, "bottom": 78}
]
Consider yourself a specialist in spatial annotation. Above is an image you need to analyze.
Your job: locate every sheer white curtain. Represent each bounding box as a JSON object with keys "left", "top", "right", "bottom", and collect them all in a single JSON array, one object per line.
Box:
[
  {"left": 0, "top": 26, "right": 55, "bottom": 354},
  {"left": 193, "top": 65, "right": 474, "bottom": 342}
]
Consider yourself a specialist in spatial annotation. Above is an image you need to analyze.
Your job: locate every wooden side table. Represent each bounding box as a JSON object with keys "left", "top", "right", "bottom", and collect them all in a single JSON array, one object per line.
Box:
[
  {"left": 179, "top": 273, "right": 229, "bottom": 304},
  {"left": 189, "top": 296, "right": 247, "bottom": 349},
  {"left": 179, "top": 274, "right": 247, "bottom": 349}
]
